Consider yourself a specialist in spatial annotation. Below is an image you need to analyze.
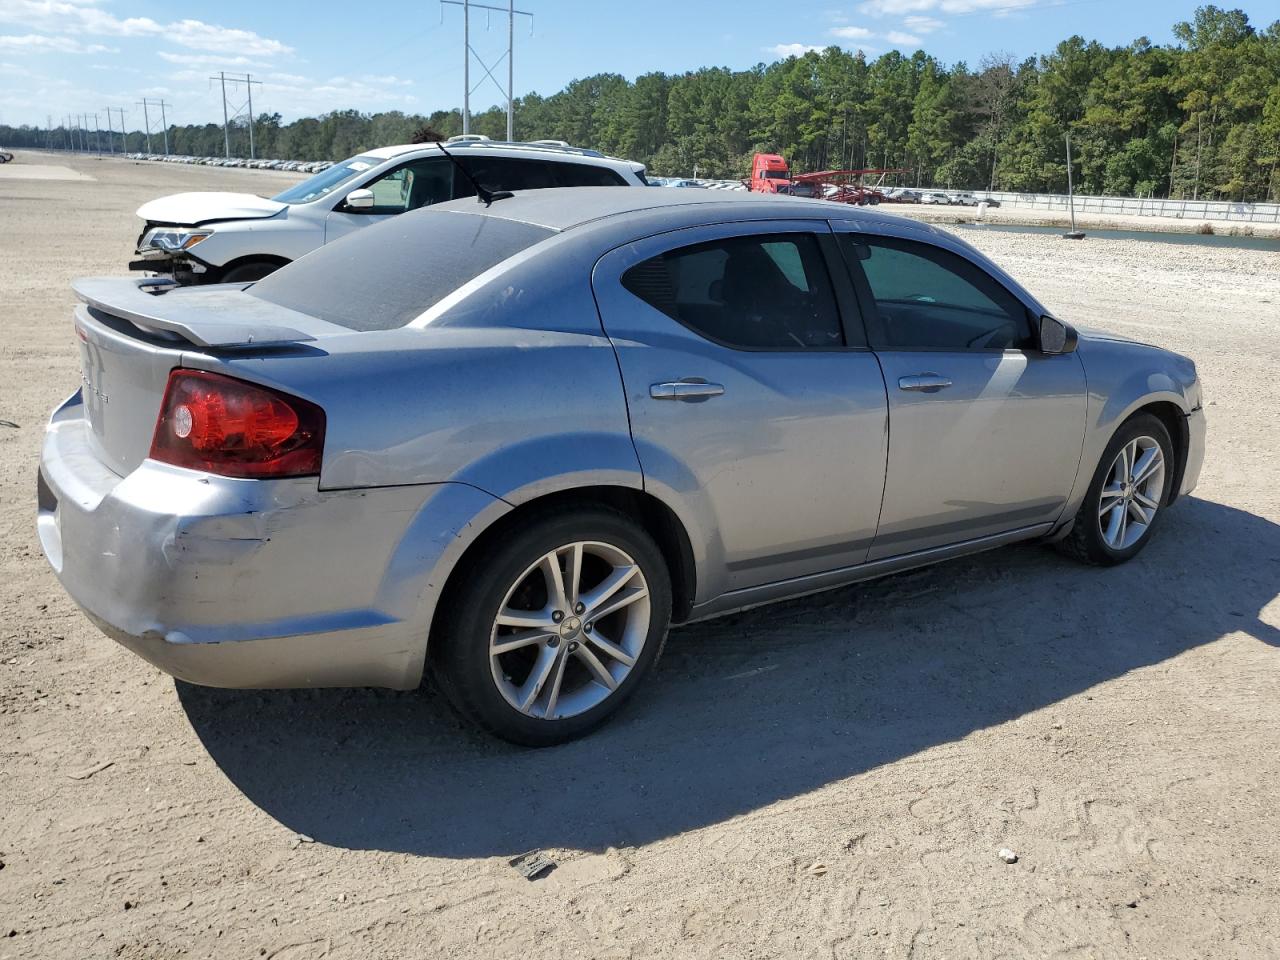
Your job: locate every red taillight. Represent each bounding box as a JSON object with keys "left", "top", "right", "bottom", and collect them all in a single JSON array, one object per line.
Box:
[{"left": 150, "top": 369, "right": 325, "bottom": 479}]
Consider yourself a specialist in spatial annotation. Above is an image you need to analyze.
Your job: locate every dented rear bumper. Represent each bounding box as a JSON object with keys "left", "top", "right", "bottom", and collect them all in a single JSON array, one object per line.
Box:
[{"left": 36, "top": 390, "right": 496, "bottom": 689}]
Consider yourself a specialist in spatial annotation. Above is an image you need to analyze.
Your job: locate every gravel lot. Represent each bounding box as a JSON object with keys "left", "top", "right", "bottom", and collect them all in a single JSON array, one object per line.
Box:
[{"left": 2, "top": 151, "right": 1279, "bottom": 960}]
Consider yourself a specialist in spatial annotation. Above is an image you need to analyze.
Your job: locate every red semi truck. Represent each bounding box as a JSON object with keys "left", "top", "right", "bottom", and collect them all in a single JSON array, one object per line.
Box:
[{"left": 748, "top": 153, "right": 792, "bottom": 193}]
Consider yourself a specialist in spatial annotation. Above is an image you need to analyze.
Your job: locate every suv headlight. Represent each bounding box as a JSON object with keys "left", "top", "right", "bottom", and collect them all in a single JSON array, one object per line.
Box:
[{"left": 140, "top": 227, "right": 212, "bottom": 254}]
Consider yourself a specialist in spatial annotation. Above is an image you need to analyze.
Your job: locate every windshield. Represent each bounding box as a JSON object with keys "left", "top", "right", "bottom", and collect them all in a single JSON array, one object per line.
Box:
[
  {"left": 271, "top": 155, "right": 380, "bottom": 204},
  {"left": 763, "top": 170, "right": 790, "bottom": 180}
]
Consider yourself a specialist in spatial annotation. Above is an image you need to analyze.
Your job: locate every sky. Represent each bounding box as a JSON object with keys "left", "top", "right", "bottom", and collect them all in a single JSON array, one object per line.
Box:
[{"left": 1, "top": 0, "right": 1277, "bottom": 132}]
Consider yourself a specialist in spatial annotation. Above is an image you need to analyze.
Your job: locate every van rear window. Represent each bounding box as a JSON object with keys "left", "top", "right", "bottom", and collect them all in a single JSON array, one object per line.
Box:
[{"left": 248, "top": 209, "right": 555, "bottom": 331}]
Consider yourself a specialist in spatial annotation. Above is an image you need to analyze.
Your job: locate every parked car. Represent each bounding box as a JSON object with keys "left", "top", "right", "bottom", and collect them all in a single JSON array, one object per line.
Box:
[
  {"left": 130, "top": 136, "right": 648, "bottom": 284},
  {"left": 951, "top": 192, "right": 980, "bottom": 206},
  {"left": 921, "top": 192, "right": 953, "bottom": 205},
  {"left": 884, "top": 188, "right": 921, "bottom": 203},
  {"left": 979, "top": 196, "right": 1002, "bottom": 208},
  {"left": 40, "top": 189, "right": 1204, "bottom": 745}
]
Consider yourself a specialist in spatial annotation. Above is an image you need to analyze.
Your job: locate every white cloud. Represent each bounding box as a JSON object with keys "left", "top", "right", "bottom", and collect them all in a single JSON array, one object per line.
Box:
[
  {"left": 0, "top": 33, "right": 113, "bottom": 53},
  {"left": 858, "top": 0, "right": 1039, "bottom": 14},
  {"left": 765, "top": 42, "right": 824, "bottom": 57},
  {"left": 166, "top": 19, "right": 291, "bottom": 57},
  {"left": 0, "top": 1, "right": 292, "bottom": 57},
  {"left": 904, "top": 14, "right": 945, "bottom": 31},
  {"left": 827, "top": 23, "right": 923, "bottom": 48},
  {"left": 158, "top": 51, "right": 257, "bottom": 68}
]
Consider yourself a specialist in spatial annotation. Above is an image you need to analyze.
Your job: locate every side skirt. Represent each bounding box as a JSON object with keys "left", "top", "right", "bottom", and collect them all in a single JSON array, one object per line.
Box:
[{"left": 685, "top": 522, "right": 1054, "bottom": 623}]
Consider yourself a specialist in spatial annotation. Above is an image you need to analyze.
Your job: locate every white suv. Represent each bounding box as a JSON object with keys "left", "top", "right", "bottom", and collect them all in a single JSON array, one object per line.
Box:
[{"left": 130, "top": 137, "right": 648, "bottom": 284}]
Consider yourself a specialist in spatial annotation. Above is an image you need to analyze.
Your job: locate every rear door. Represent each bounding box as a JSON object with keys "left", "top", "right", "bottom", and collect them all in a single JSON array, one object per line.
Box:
[
  {"left": 833, "top": 226, "right": 1087, "bottom": 559},
  {"left": 593, "top": 220, "right": 889, "bottom": 598}
]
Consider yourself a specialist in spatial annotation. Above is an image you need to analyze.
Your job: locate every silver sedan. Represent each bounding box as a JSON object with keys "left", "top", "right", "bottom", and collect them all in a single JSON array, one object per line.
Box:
[{"left": 38, "top": 188, "right": 1205, "bottom": 745}]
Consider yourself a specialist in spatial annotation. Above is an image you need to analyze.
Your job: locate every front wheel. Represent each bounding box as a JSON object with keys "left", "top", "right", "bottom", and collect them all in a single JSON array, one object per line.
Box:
[
  {"left": 432, "top": 506, "right": 672, "bottom": 746},
  {"left": 218, "top": 259, "right": 285, "bottom": 283},
  {"left": 1056, "top": 413, "right": 1174, "bottom": 565}
]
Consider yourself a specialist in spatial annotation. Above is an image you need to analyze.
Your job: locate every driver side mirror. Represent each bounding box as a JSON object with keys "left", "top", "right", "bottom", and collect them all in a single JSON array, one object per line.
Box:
[
  {"left": 343, "top": 188, "right": 375, "bottom": 211},
  {"left": 1039, "top": 314, "right": 1078, "bottom": 354}
]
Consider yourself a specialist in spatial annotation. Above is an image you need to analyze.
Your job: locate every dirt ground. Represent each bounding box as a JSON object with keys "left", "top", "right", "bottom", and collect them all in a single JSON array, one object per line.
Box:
[{"left": 2, "top": 151, "right": 1279, "bottom": 960}]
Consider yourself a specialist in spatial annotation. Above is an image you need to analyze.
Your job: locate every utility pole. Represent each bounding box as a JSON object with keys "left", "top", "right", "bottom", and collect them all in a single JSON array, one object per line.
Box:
[
  {"left": 158, "top": 99, "right": 170, "bottom": 154},
  {"left": 137, "top": 99, "right": 152, "bottom": 152},
  {"left": 93, "top": 112, "right": 101, "bottom": 155},
  {"left": 441, "top": 0, "right": 533, "bottom": 139},
  {"left": 219, "top": 72, "right": 230, "bottom": 157},
  {"left": 210, "top": 72, "right": 261, "bottom": 158}
]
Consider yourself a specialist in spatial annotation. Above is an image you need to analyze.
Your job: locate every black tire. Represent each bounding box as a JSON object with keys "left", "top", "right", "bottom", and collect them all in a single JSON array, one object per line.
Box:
[
  {"left": 432, "top": 506, "right": 672, "bottom": 746},
  {"left": 1056, "top": 413, "right": 1175, "bottom": 566},
  {"left": 218, "top": 260, "right": 284, "bottom": 283}
]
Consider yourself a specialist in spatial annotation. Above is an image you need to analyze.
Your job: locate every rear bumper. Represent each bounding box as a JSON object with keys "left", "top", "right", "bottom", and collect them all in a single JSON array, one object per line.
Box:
[{"left": 37, "top": 392, "right": 504, "bottom": 689}]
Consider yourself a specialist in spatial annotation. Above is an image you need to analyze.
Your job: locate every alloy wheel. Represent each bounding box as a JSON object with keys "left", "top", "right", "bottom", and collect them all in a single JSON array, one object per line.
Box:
[
  {"left": 1098, "top": 435, "right": 1165, "bottom": 550},
  {"left": 489, "top": 541, "right": 651, "bottom": 721}
]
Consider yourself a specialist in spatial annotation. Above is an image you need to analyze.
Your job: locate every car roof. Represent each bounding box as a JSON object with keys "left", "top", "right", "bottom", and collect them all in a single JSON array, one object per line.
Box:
[
  {"left": 427, "top": 186, "right": 897, "bottom": 232},
  {"left": 358, "top": 140, "right": 640, "bottom": 170}
]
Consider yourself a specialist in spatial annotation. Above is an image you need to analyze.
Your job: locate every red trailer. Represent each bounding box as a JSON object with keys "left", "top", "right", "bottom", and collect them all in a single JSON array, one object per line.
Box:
[{"left": 788, "top": 168, "right": 912, "bottom": 205}]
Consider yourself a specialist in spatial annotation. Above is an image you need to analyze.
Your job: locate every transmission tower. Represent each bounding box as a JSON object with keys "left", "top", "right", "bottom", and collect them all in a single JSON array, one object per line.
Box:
[
  {"left": 441, "top": 0, "right": 533, "bottom": 139},
  {"left": 211, "top": 72, "right": 262, "bottom": 158},
  {"left": 103, "top": 107, "right": 123, "bottom": 154},
  {"left": 136, "top": 98, "right": 172, "bottom": 154}
]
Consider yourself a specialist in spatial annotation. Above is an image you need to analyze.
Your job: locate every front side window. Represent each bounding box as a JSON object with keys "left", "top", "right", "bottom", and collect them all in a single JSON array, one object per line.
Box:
[
  {"left": 356, "top": 157, "right": 454, "bottom": 214},
  {"left": 841, "top": 235, "right": 1032, "bottom": 350},
  {"left": 621, "top": 233, "right": 843, "bottom": 350}
]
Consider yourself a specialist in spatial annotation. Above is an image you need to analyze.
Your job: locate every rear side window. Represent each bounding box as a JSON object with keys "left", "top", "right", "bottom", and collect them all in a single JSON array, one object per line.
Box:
[
  {"left": 250, "top": 211, "right": 555, "bottom": 331},
  {"left": 841, "top": 235, "right": 1032, "bottom": 350},
  {"left": 554, "top": 163, "right": 629, "bottom": 187},
  {"left": 621, "top": 233, "right": 843, "bottom": 350},
  {"left": 457, "top": 157, "right": 627, "bottom": 195}
]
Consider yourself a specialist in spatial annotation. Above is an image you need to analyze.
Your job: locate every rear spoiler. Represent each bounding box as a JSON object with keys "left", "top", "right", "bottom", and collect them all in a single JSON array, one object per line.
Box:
[{"left": 72, "top": 276, "right": 318, "bottom": 347}]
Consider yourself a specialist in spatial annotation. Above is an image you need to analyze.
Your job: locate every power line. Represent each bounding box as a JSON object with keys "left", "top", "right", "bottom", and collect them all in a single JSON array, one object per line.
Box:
[{"left": 441, "top": 0, "right": 533, "bottom": 140}]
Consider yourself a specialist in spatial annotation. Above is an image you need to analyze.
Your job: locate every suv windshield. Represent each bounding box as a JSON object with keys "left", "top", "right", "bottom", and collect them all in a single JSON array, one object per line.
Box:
[{"left": 272, "top": 155, "right": 381, "bottom": 204}]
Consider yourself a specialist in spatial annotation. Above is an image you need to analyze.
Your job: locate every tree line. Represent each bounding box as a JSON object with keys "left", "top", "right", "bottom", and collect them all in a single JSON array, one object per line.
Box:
[{"left": 4, "top": 5, "right": 1276, "bottom": 200}]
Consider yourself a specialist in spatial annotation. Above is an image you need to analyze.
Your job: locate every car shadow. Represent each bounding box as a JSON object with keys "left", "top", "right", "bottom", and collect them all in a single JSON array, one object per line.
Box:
[{"left": 177, "top": 496, "right": 1279, "bottom": 858}]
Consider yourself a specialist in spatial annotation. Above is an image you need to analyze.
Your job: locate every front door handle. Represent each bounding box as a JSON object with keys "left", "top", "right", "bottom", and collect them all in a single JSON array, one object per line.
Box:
[
  {"left": 650, "top": 379, "right": 726, "bottom": 401},
  {"left": 898, "top": 374, "right": 952, "bottom": 393}
]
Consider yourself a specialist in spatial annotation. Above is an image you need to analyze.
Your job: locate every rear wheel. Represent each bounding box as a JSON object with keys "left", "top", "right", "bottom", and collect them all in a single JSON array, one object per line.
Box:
[
  {"left": 1056, "top": 413, "right": 1174, "bottom": 565},
  {"left": 432, "top": 506, "right": 672, "bottom": 746}
]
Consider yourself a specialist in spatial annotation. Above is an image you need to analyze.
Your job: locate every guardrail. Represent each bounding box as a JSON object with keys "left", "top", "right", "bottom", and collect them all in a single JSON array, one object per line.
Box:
[{"left": 964, "top": 190, "right": 1280, "bottom": 224}]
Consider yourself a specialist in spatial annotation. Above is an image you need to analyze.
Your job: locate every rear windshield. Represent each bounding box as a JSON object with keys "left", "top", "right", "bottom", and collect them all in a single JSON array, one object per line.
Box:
[{"left": 249, "top": 209, "right": 555, "bottom": 331}]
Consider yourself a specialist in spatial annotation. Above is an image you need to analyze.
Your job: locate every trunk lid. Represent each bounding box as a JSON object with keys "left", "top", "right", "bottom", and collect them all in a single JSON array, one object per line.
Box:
[
  {"left": 71, "top": 277, "right": 337, "bottom": 476},
  {"left": 135, "top": 191, "right": 287, "bottom": 226}
]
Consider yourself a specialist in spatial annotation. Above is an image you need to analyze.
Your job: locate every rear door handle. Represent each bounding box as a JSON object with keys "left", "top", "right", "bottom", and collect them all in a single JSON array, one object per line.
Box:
[
  {"left": 650, "top": 380, "right": 726, "bottom": 401},
  {"left": 898, "top": 374, "right": 952, "bottom": 393}
]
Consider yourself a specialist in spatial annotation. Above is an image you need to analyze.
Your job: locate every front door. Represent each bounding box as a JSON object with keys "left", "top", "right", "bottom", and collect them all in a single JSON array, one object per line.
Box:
[
  {"left": 593, "top": 221, "right": 889, "bottom": 600},
  {"left": 833, "top": 227, "right": 1087, "bottom": 559},
  {"left": 324, "top": 156, "right": 455, "bottom": 245}
]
